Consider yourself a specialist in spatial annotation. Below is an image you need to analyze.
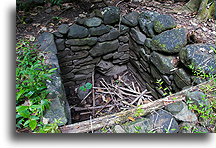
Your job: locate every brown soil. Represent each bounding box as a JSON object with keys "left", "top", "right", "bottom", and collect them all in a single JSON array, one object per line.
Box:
[{"left": 16, "top": 0, "right": 215, "bottom": 44}]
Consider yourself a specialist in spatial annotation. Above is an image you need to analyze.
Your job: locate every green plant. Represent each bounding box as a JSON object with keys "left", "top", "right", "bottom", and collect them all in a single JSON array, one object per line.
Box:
[
  {"left": 156, "top": 79, "right": 172, "bottom": 97},
  {"left": 188, "top": 64, "right": 216, "bottom": 80},
  {"left": 52, "top": 16, "right": 62, "bottom": 21},
  {"left": 79, "top": 82, "right": 93, "bottom": 92},
  {"left": 186, "top": 97, "right": 215, "bottom": 124},
  {"left": 134, "top": 107, "right": 145, "bottom": 117},
  {"left": 37, "top": 119, "right": 62, "bottom": 133},
  {"left": 210, "top": 46, "right": 216, "bottom": 54},
  {"left": 134, "top": 125, "right": 142, "bottom": 133},
  {"left": 16, "top": 39, "right": 57, "bottom": 133},
  {"left": 164, "top": 128, "right": 177, "bottom": 133},
  {"left": 49, "top": 0, "right": 62, "bottom": 6}
]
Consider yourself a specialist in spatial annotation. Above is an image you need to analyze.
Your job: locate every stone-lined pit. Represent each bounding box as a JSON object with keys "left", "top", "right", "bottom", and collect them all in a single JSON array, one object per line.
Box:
[{"left": 39, "top": 6, "right": 216, "bottom": 127}]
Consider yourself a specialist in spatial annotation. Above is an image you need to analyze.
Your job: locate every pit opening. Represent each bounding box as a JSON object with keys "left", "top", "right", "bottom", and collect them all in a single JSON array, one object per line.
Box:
[{"left": 53, "top": 7, "right": 215, "bottom": 124}]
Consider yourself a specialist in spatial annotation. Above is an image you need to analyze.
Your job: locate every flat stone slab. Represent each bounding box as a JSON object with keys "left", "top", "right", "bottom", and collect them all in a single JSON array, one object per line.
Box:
[
  {"left": 65, "top": 37, "right": 98, "bottom": 46},
  {"left": 89, "top": 39, "right": 119, "bottom": 57}
]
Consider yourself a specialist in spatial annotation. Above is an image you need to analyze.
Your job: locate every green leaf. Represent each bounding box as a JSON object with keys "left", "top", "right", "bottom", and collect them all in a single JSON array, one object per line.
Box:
[
  {"left": 16, "top": 89, "right": 26, "bottom": 101},
  {"left": 85, "top": 82, "right": 93, "bottom": 89},
  {"left": 29, "top": 120, "right": 37, "bottom": 131},
  {"left": 16, "top": 106, "right": 31, "bottom": 118},
  {"left": 79, "top": 86, "right": 87, "bottom": 91},
  {"left": 48, "top": 68, "right": 57, "bottom": 73},
  {"left": 23, "top": 120, "right": 30, "bottom": 127}
]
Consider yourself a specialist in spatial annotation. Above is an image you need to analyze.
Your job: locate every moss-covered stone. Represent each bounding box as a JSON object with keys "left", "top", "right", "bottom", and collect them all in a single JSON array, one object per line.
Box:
[
  {"left": 151, "top": 28, "right": 187, "bottom": 54},
  {"left": 153, "top": 14, "right": 177, "bottom": 33},
  {"left": 179, "top": 44, "right": 216, "bottom": 74}
]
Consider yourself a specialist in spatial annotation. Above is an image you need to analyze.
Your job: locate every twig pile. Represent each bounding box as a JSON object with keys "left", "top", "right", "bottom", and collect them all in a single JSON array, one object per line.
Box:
[{"left": 73, "top": 72, "right": 153, "bottom": 118}]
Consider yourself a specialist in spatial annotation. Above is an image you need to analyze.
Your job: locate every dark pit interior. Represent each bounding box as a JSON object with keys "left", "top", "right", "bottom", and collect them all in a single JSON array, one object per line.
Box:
[{"left": 53, "top": 7, "right": 215, "bottom": 123}]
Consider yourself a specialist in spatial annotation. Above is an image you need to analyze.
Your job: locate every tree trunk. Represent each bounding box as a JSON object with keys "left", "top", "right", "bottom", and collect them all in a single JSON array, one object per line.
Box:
[{"left": 183, "top": 0, "right": 215, "bottom": 21}]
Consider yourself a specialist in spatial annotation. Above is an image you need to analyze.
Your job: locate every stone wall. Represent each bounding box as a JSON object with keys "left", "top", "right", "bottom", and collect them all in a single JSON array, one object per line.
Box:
[{"left": 53, "top": 6, "right": 216, "bottom": 101}]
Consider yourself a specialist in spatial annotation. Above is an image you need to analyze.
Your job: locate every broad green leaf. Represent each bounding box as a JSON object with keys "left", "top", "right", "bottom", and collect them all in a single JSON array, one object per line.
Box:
[
  {"left": 29, "top": 120, "right": 37, "bottom": 131},
  {"left": 85, "top": 82, "right": 93, "bottom": 89},
  {"left": 16, "top": 106, "right": 31, "bottom": 118},
  {"left": 79, "top": 86, "right": 86, "bottom": 91}
]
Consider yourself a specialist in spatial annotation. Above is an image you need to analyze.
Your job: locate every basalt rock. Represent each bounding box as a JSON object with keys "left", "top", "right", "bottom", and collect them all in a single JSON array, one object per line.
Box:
[
  {"left": 102, "top": 6, "right": 120, "bottom": 25},
  {"left": 68, "top": 24, "right": 89, "bottom": 39},
  {"left": 151, "top": 28, "right": 187, "bottom": 54},
  {"left": 89, "top": 39, "right": 119, "bottom": 57},
  {"left": 153, "top": 14, "right": 177, "bottom": 33},
  {"left": 179, "top": 44, "right": 216, "bottom": 74}
]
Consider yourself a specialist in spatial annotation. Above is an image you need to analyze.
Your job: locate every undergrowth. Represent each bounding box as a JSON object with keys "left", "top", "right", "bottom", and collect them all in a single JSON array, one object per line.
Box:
[{"left": 16, "top": 40, "right": 59, "bottom": 133}]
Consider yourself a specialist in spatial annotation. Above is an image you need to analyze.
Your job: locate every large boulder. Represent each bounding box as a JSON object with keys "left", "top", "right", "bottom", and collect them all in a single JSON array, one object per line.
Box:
[
  {"left": 89, "top": 39, "right": 119, "bottom": 57},
  {"left": 179, "top": 44, "right": 216, "bottom": 74},
  {"left": 153, "top": 14, "right": 177, "bottom": 33},
  {"left": 98, "top": 28, "right": 120, "bottom": 42},
  {"left": 172, "top": 102, "right": 198, "bottom": 122},
  {"left": 67, "top": 24, "right": 89, "bottom": 39},
  {"left": 138, "top": 11, "right": 160, "bottom": 37},
  {"left": 150, "top": 28, "right": 187, "bottom": 54},
  {"left": 102, "top": 6, "right": 120, "bottom": 24},
  {"left": 58, "top": 24, "right": 69, "bottom": 35},
  {"left": 164, "top": 101, "right": 184, "bottom": 115}
]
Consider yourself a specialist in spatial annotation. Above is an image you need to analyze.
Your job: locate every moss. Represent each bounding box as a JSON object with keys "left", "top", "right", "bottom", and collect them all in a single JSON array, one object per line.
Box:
[{"left": 154, "top": 21, "right": 164, "bottom": 31}]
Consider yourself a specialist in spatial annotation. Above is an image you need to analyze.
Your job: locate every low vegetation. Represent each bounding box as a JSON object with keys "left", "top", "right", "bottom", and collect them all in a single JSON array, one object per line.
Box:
[{"left": 16, "top": 40, "right": 59, "bottom": 133}]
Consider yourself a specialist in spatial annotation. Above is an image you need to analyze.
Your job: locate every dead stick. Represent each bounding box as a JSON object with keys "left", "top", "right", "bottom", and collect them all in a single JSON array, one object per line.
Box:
[
  {"left": 130, "top": 90, "right": 148, "bottom": 105},
  {"left": 72, "top": 104, "right": 117, "bottom": 112},
  {"left": 80, "top": 91, "right": 92, "bottom": 104},
  {"left": 118, "top": 79, "right": 133, "bottom": 90},
  {"left": 92, "top": 71, "right": 96, "bottom": 117},
  {"left": 95, "top": 99, "right": 112, "bottom": 116},
  {"left": 60, "top": 97, "right": 184, "bottom": 133},
  {"left": 60, "top": 80, "right": 214, "bottom": 133},
  {"left": 101, "top": 79, "right": 120, "bottom": 111}
]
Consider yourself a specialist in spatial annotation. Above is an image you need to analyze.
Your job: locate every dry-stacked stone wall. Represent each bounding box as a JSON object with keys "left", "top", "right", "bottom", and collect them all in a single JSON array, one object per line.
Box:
[{"left": 53, "top": 6, "right": 216, "bottom": 101}]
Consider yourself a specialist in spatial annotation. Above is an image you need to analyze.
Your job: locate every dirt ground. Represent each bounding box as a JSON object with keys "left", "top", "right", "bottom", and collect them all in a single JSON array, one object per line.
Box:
[{"left": 16, "top": 0, "right": 215, "bottom": 44}]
